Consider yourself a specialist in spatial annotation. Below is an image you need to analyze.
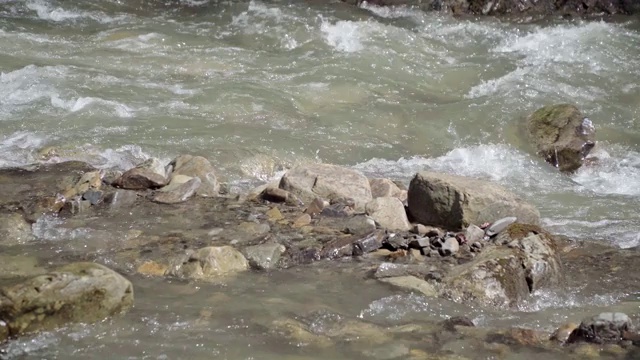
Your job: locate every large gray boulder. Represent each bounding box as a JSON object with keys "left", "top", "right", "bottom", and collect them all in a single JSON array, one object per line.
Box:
[
  {"left": 526, "top": 104, "right": 596, "bottom": 172},
  {"left": 407, "top": 171, "right": 540, "bottom": 230},
  {"left": 365, "top": 197, "right": 411, "bottom": 231},
  {"left": 0, "top": 262, "right": 133, "bottom": 342},
  {"left": 279, "top": 164, "right": 372, "bottom": 210}
]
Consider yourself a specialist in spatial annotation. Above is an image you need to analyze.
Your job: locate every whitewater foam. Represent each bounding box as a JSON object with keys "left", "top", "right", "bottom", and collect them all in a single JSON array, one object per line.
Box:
[
  {"left": 25, "top": 0, "right": 128, "bottom": 23},
  {"left": 50, "top": 95, "right": 134, "bottom": 118}
]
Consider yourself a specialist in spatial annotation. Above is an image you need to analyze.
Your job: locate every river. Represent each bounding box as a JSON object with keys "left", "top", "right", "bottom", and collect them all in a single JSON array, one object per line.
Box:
[{"left": 1, "top": 0, "right": 639, "bottom": 358}]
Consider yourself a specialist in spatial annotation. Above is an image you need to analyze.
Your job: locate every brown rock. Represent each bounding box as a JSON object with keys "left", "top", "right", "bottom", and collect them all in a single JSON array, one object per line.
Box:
[
  {"left": 169, "top": 155, "right": 220, "bottom": 197},
  {"left": 137, "top": 261, "right": 168, "bottom": 276},
  {"left": 293, "top": 213, "right": 312, "bottom": 228},
  {"left": 114, "top": 167, "right": 167, "bottom": 190}
]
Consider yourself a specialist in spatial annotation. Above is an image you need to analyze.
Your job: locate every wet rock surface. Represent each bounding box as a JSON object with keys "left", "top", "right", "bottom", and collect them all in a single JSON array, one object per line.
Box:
[
  {"left": 0, "top": 262, "right": 133, "bottom": 342},
  {"left": 526, "top": 104, "right": 596, "bottom": 172}
]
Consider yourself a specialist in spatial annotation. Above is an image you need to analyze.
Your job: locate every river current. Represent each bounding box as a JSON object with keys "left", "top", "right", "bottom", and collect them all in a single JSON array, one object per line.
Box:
[{"left": 1, "top": 0, "right": 640, "bottom": 358}]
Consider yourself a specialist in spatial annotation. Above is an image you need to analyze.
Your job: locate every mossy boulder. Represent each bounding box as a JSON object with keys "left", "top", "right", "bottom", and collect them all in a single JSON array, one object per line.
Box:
[
  {"left": 0, "top": 262, "right": 133, "bottom": 342},
  {"left": 526, "top": 104, "right": 595, "bottom": 172}
]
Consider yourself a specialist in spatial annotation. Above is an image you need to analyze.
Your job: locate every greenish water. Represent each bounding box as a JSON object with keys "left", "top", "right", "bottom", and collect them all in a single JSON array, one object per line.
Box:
[{"left": 1, "top": 0, "right": 640, "bottom": 358}]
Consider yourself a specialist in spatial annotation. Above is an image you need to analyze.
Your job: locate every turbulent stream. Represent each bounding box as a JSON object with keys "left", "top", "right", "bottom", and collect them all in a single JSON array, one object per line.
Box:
[{"left": 1, "top": 0, "right": 640, "bottom": 358}]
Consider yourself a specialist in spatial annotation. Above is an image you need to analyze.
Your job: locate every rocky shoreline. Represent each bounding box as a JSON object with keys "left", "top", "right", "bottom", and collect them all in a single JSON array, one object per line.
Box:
[{"left": 0, "top": 104, "right": 639, "bottom": 358}]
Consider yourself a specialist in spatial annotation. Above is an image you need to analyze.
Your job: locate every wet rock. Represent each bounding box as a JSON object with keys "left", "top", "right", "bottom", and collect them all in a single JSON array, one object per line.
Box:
[
  {"left": 408, "top": 237, "right": 430, "bottom": 250},
  {"left": 384, "top": 233, "right": 409, "bottom": 250},
  {"left": 265, "top": 207, "right": 284, "bottom": 222},
  {"left": 166, "top": 246, "right": 249, "bottom": 280},
  {"left": 465, "top": 224, "right": 485, "bottom": 243},
  {"left": 243, "top": 243, "right": 286, "bottom": 270},
  {"left": 279, "top": 164, "right": 372, "bottom": 210},
  {"left": 24, "top": 194, "right": 67, "bottom": 222},
  {"left": 136, "top": 261, "right": 169, "bottom": 276},
  {"left": 352, "top": 231, "right": 384, "bottom": 256},
  {"left": 441, "top": 246, "right": 531, "bottom": 307},
  {"left": 484, "top": 216, "right": 517, "bottom": 238},
  {"left": 170, "top": 155, "right": 220, "bottom": 197},
  {"left": 82, "top": 189, "right": 103, "bottom": 205},
  {"left": 486, "top": 327, "right": 546, "bottom": 347},
  {"left": 361, "top": 343, "right": 410, "bottom": 360},
  {"left": 0, "top": 262, "right": 133, "bottom": 342},
  {"left": 495, "top": 223, "right": 562, "bottom": 292},
  {"left": 293, "top": 213, "right": 312, "bottom": 228},
  {"left": 305, "top": 197, "right": 326, "bottom": 217},
  {"left": 526, "top": 104, "right": 596, "bottom": 172},
  {"left": 260, "top": 186, "right": 299, "bottom": 205},
  {"left": 374, "top": 262, "right": 442, "bottom": 281},
  {"left": 104, "top": 189, "right": 138, "bottom": 210},
  {"left": 369, "top": 178, "right": 405, "bottom": 200},
  {"left": 567, "top": 312, "right": 635, "bottom": 344},
  {"left": 440, "top": 237, "right": 459, "bottom": 256},
  {"left": 237, "top": 221, "right": 271, "bottom": 237},
  {"left": 441, "top": 316, "right": 475, "bottom": 331},
  {"left": 113, "top": 158, "right": 168, "bottom": 190},
  {"left": 151, "top": 176, "right": 201, "bottom": 204},
  {"left": 551, "top": 322, "right": 579, "bottom": 343},
  {"left": 0, "top": 213, "right": 35, "bottom": 246},
  {"left": 270, "top": 318, "right": 332, "bottom": 348},
  {"left": 343, "top": 215, "right": 376, "bottom": 235},
  {"left": 60, "top": 197, "right": 92, "bottom": 215},
  {"left": 379, "top": 276, "right": 437, "bottom": 297},
  {"left": 407, "top": 171, "right": 540, "bottom": 230},
  {"left": 365, "top": 197, "right": 411, "bottom": 231}
]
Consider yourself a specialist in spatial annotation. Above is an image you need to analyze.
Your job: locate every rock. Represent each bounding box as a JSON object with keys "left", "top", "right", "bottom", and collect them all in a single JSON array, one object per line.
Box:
[
  {"left": 441, "top": 246, "right": 531, "bottom": 307},
  {"left": 243, "top": 243, "right": 286, "bottom": 270},
  {"left": 567, "top": 312, "right": 635, "bottom": 344},
  {"left": 526, "top": 104, "right": 596, "bottom": 172},
  {"left": 113, "top": 158, "right": 168, "bottom": 190},
  {"left": 293, "top": 213, "right": 312, "bottom": 228},
  {"left": 369, "top": 178, "right": 405, "bottom": 199},
  {"left": 305, "top": 197, "right": 326, "bottom": 217},
  {"left": 374, "top": 262, "right": 441, "bottom": 281},
  {"left": 365, "top": 197, "right": 411, "bottom": 231},
  {"left": 440, "top": 237, "right": 460, "bottom": 256},
  {"left": 60, "top": 198, "right": 92, "bottom": 215},
  {"left": 166, "top": 246, "right": 249, "bottom": 280},
  {"left": 270, "top": 318, "right": 332, "bottom": 348},
  {"left": 0, "top": 213, "right": 35, "bottom": 246},
  {"left": 260, "top": 187, "right": 294, "bottom": 204},
  {"left": 265, "top": 207, "right": 284, "bottom": 222},
  {"left": 486, "top": 327, "right": 546, "bottom": 347},
  {"left": 407, "top": 171, "right": 540, "bottom": 230},
  {"left": 279, "top": 164, "right": 372, "bottom": 210},
  {"left": 0, "top": 255, "right": 47, "bottom": 279},
  {"left": 82, "top": 189, "right": 104, "bottom": 205},
  {"left": 237, "top": 221, "right": 271, "bottom": 237},
  {"left": 104, "top": 189, "right": 138, "bottom": 210},
  {"left": 379, "top": 275, "right": 438, "bottom": 297},
  {"left": 412, "top": 224, "right": 444, "bottom": 237},
  {"left": 408, "top": 237, "right": 430, "bottom": 249},
  {"left": 361, "top": 343, "right": 410, "bottom": 360},
  {"left": 0, "top": 262, "right": 133, "bottom": 342},
  {"left": 494, "top": 224, "right": 562, "bottom": 292},
  {"left": 465, "top": 224, "right": 485, "bottom": 243},
  {"left": 151, "top": 176, "right": 201, "bottom": 204},
  {"left": 169, "top": 155, "right": 221, "bottom": 197},
  {"left": 137, "top": 261, "right": 168, "bottom": 276},
  {"left": 441, "top": 316, "right": 475, "bottom": 331},
  {"left": 551, "top": 322, "right": 579, "bottom": 343},
  {"left": 344, "top": 215, "right": 376, "bottom": 236},
  {"left": 352, "top": 231, "right": 384, "bottom": 256},
  {"left": 484, "top": 216, "right": 517, "bottom": 238}
]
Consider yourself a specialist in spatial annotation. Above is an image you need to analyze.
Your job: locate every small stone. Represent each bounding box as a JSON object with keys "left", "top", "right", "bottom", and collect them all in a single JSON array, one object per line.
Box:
[
  {"left": 82, "top": 189, "right": 103, "bottom": 205},
  {"left": 551, "top": 322, "right": 579, "bottom": 343},
  {"left": 429, "top": 237, "right": 444, "bottom": 248},
  {"left": 441, "top": 316, "right": 475, "bottom": 331},
  {"left": 170, "top": 155, "right": 220, "bottom": 197},
  {"left": 261, "top": 187, "right": 289, "bottom": 203},
  {"left": 352, "top": 231, "right": 384, "bottom": 256},
  {"left": 408, "top": 237, "right": 430, "bottom": 249},
  {"left": 114, "top": 158, "right": 168, "bottom": 190},
  {"left": 293, "top": 213, "right": 311, "bottom": 228},
  {"left": 412, "top": 224, "right": 444, "bottom": 237},
  {"left": 440, "top": 237, "right": 459, "bottom": 256},
  {"left": 0, "top": 213, "right": 35, "bottom": 246},
  {"left": 265, "top": 207, "right": 284, "bottom": 222},
  {"left": 137, "top": 261, "right": 168, "bottom": 276},
  {"left": 166, "top": 246, "right": 249, "bottom": 280},
  {"left": 344, "top": 215, "right": 376, "bottom": 235},
  {"left": 105, "top": 189, "right": 138, "bottom": 210},
  {"left": 409, "top": 248, "right": 425, "bottom": 262},
  {"left": 305, "top": 197, "right": 326, "bottom": 217},
  {"left": 208, "top": 228, "right": 224, "bottom": 237},
  {"left": 237, "top": 222, "right": 271, "bottom": 237},
  {"left": 568, "top": 312, "right": 634, "bottom": 344},
  {"left": 369, "top": 178, "right": 405, "bottom": 199},
  {"left": 385, "top": 233, "right": 409, "bottom": 250},
  {"left": 465, "top": 224, "right": 485, "bottom": 243},
  {"left": 484, "top": 217, "right": 518, "bottom": 238},
  {"left": 365, "top": 196, "right": 411, "bottom": 231},
  {"left": 243, "top": 243, "right": 286, "bottom": 270}
]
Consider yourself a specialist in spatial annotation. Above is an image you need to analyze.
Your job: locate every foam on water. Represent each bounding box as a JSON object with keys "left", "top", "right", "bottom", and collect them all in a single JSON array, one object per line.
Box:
[
  {"left": 572, "top": 145, "right": 640, "bottom": 197},
  {"left": 50, "top": 95, "right": 134, "bottom": 118},
  {"left": 320, "top": 19, "right": 366, "bottom": 52},
  {"left": 359, "top": 1, "right": 425, "bottom": 21},
  {"left": 0, "top": 132, "right": 49, "bottom": 167},
  {"left": 25, "top": 0, "right": 128, "bottom": 23}
]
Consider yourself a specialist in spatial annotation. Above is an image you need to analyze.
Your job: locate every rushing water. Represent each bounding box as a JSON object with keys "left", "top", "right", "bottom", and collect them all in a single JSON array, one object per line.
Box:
[{"left": 1, "top": 0, "right": 640, "bottom": 358}]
